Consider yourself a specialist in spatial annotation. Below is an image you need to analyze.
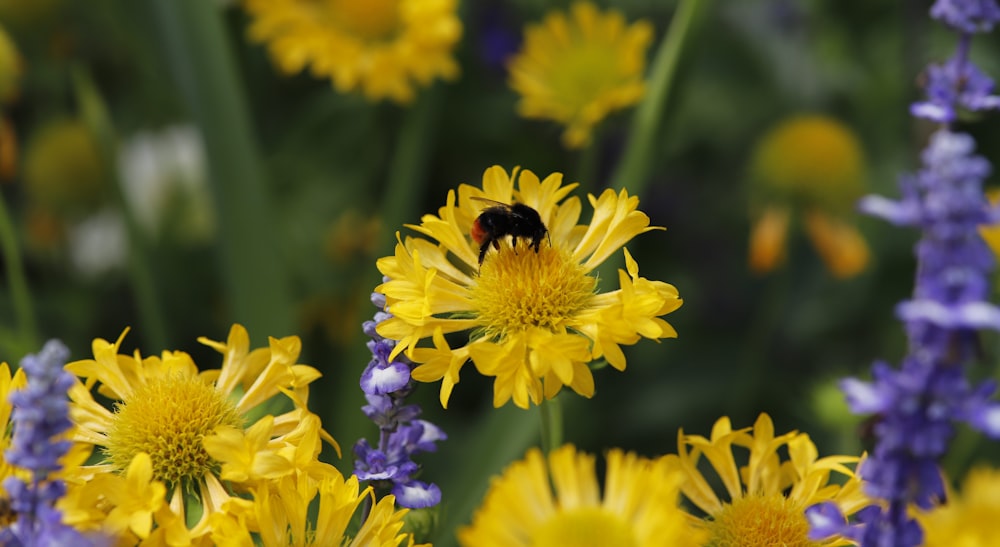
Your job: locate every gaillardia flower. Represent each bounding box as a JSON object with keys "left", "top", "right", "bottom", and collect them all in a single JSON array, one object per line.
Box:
[
  {"left": 917, "top": 465, "right": 1000, "bottom": 546},
  {"left": 376, "top": 165, "right": 681, "bottom": 409},
  {"left": 665, "top": 413, "right": 867, "bottom": 547},
  {"left": 457, "top": 444, "right": 706, "bottom": 546},
  {"left": 243, "top": 0, "right": 462, "bottom": 104},
  {"left": 507, "top": 2, "right": 653, "bottom": 149},
  {"left": 748, "top": 115, "right": 870, "bottom": 278},
  {"left": 63, "top": 324, "right": 335, "bottom": 539}
]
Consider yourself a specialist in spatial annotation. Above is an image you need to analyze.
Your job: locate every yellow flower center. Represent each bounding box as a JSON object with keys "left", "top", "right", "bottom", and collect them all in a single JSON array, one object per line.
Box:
[
  {"left": 532, "top": 507, "right": 636, "bottom": 547},
  {"left": 470, "top": 243, "right": 595, "bottom": 339},
  {"left": 105, "top": 374, "right": 241, "bottom": 486},
  {"left": 329, "top": 0, "right": 400, "bottom": 41},
  {"left": 708, "top": 494, "right": 816, "bottom": 547},
  {"left": 550, "top": 44, "right": 621, "bottom": 116}
]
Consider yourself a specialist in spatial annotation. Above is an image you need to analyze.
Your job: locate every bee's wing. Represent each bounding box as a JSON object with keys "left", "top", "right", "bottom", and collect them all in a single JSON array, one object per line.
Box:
[{"left": 469, "top": 196, "right": 511, "bottom": 209}]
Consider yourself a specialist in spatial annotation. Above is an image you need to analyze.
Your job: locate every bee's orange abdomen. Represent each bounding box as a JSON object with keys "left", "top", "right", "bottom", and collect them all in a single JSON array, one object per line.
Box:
[{"left": 471, "top": 218, "right": 488, "bottom": 245}]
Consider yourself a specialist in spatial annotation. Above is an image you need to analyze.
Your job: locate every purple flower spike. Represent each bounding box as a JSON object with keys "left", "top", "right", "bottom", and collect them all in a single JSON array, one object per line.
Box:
[
  {"left": 354, "top": 279, "right": 446, "bottom": 510},
  {"left": 813, "top": 2, "right": 1000, "bottom": 544},
  {"left": 0, "top": 340, "right": 94, "bottom": 546}
]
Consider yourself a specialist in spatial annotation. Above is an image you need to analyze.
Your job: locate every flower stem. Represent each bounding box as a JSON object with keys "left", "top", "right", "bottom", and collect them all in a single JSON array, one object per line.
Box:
[
  {"left": 376, "top": 85, "right": 443, "bottom": 261},
  {"left": 539, "top": 396, "right": 564, "bottom": 454},
  {"left": 610, "top": 0, "right": 707, "bottom": 194},
  {"left": 0, "top": 188, "right": 37, "bottom": 353}
]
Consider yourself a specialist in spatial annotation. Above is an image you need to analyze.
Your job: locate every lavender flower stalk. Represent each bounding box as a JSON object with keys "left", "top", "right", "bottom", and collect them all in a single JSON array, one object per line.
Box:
[
  {"left": 353, "top": 287, "right": 445, "bottom": 509},
  {"left": 807, "top": 2, "right": 1000, "bottom": 545},
  {"left": 0, "top": 340, "right": 90, "bottom": 546}
]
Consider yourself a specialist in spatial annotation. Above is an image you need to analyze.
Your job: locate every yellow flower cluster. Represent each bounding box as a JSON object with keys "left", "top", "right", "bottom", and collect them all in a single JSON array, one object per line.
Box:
[{"left": 0, "top": 325, "right": 416, "bottom": 546}]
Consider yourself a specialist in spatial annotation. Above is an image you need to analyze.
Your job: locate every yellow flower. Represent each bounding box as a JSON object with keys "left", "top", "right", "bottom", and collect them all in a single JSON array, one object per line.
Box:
[
  {"left": 23, "top": 118, "right": 108, "bottom": 216},
  {"left": 748, "top": 115, "right": 870, "bottom": 278},
  {"left": 0, "top": 362, "right": 26, "bottom": 526},
  {"left": 207, "top": 470, "right": 415, "bottom": 547},
  {"left": 666, "top": 413, "right": 867, "bottom": 547},
  {"left": 918, "top": 465, "right": 1000, "bottom": 547},
  {"left": 507, "top": 2, "right": 653, "bottom": 149},
  {"left": 243, "top": 0, "right": 462, "bottom": 104},
  {"left": 377, "top": 165, "right": 681, "bottom": 409},
  {"left": 64, "top": 324, "right": 336, "bottom": 539},
  {"left": 458, "top": 444, "right": 706, "bottom": 546}
]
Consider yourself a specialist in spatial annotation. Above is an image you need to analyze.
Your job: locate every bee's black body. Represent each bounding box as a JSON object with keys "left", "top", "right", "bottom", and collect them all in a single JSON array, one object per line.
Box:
[{"left": 471, "top": 201, "right": 549, "bottom": 265}]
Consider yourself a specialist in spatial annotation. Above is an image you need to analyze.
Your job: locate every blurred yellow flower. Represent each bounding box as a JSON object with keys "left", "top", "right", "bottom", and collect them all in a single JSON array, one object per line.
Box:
[
  {"left": 243, "top": 0, "right": 462, "bottom": 104},
  {"left": 918, "top": 465, "right": 1000, "bottom": 547},
  {"left": 376, "top": 165, "right": 681, "bottom": 409},
  {"left": 508, "top": 2, "right": 653, "bottom": 149},
  {"left": 63, "top": 324, "right": 337, "bottom": 541},
  {"left": 458, "top": 445, "right": 706, "bottom": 547},
  {"left": 665, "top": 413, "right": 867, "bottom": 547},
  {"left": 23, "top": 118, "right": 107, "bottom": 215},
  {"left": 748, "top": 115, "right": 870, "bottom": 278}
]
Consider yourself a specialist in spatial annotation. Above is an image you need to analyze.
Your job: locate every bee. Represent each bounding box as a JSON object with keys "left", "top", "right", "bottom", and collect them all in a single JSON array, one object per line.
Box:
[{"left": 470, "top": 198, "right": 549, "bottom": 266}]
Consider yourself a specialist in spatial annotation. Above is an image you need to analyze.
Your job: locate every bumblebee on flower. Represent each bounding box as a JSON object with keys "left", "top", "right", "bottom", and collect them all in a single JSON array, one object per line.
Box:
[{"left": 375, "top": 165, "right": 682, "bottom": 409}]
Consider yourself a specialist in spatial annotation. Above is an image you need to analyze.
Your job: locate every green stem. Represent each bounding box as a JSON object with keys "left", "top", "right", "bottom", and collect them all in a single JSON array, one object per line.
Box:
[
  {"left": 610, "top": 0, "right": 707, "bottom": 194},
  {"left": 148, "top": 0, "right": 294, "bottom": 343},
  {"left": 376, "top": 86, "right": 444, "bottom": 261},
  {"left": 0, "top": 188, "right": 37, "bottom": 353},
  {"left": 538, "top": 396, "right": 564, "bottom": 454},
  {"left": 593, "top": 0, "right": 708, "bottom": 291}
]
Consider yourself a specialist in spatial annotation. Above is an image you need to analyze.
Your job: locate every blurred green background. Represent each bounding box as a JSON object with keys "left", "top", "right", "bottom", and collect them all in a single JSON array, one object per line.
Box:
[{"left": 2, "top": 0, "right": 999, "bottom": 544}]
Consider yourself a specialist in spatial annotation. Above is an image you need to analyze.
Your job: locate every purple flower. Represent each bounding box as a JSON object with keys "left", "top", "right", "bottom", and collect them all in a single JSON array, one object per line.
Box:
[
  {"left": 0, "top": 340, "right": 94, "bottom": 546},
  {"left": 354, "top": 285, "right": 446, "bottom": 509},
  {"left": 821, "top": 5, "right": 1000, "bottom": 540},
  {"left": 392, "top": 480, "right": 442, "bottom": 509},
  {"left": 911, "top": 52, "right": 1000, "bottom": 122},
  {"left": 930, "top": 0, "right": 1000, "bottom": 33},
  {"left": 835, "top": 131, "right": 1000, "bottom": 545}
]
